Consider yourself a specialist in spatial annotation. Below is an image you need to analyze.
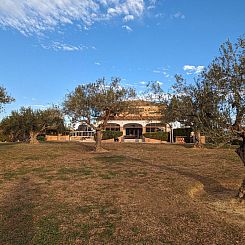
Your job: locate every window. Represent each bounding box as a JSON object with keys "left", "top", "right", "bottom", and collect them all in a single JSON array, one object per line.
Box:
[{"left": 146, "top": 127, "right": 157, "bottom": 132}]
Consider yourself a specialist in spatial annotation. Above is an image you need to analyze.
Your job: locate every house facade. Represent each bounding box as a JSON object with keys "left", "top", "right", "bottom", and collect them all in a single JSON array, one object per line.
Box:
[
  {"left": 104, "top": 101, "right": 169, "bottom": 141},
  {"left": 46, "top": 101, "right": 169, "bottom": 142}
]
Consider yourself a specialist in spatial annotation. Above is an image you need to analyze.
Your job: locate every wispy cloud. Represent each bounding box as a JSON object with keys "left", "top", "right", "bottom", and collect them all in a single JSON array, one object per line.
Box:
[
  {"left": 153, "top": 67, "right": 171, "bottom": 78},
  {"left": 94, "top": 62, "right": 101, "bottom": 66},
  {"left": 32, "top": 104, "right": 49, "bottom": 108},
  {"left": 122, "top": 25, "right": 133, "bottom": 32},
  {"left": 147, "top": 0, "right": 158, "bottom": 10},
  {"left": 183, "top": 65, "right": 205, "bottom": 75},
  {"left": 171, "top": 11, "right": 185, "bottom": 20},
  {"left": 123, "top": 15, "right": 135, "bottom": 22},
  {"left": 0, "top": 0, "right": 157, "bottom": 35},
  {"left": 41, "top": 41, "right": 93, "bottom": 52}
]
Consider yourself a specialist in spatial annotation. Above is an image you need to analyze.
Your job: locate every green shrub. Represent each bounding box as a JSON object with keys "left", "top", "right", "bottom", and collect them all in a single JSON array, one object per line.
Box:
[
  {"left": 37, "top": 135, "right": 46, "bottom": 142},
  {"left": 102, "top": 130, "right": 123, "bottom": 140},
  {"left": 143, "top": 132, "right": 168, "bottom": 141}
]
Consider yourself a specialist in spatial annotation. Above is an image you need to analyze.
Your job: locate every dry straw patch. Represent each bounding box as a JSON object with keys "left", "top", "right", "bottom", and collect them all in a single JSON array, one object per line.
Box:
[{"left": 0, "top": 142, "right": 245, "bottom": 244}]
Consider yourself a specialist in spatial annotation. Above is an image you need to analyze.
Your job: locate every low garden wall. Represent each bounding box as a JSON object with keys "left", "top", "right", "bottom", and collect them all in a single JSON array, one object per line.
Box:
[
  {"left": 46, "top": 135, "right": 70, "bottom": 141},
  {"left": 144, "top": 138, "right": 165, "bottom": 143}
]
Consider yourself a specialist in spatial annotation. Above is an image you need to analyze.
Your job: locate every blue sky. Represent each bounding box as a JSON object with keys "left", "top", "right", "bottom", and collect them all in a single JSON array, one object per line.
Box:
[{"left": 0, "top": 0, "right": 244, "bottom": 118}]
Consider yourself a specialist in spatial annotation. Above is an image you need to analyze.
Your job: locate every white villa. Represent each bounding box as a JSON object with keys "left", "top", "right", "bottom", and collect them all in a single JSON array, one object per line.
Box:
[
  {"left": 45, "top": 100, "right": 198, "bottom": 144},
  {"left": 67, "top": 101, "right": 168, "bottom": 143},
  {"left": 105, "top": 101, "right": 168, "bottom": 141}
]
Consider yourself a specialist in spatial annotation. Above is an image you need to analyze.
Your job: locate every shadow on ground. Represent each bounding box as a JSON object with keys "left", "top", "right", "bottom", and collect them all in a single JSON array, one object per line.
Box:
[
  {"left": 0, "top": 176, "right": 39, "bottom": 245},
  {"left": 128, "top": 156, "right": 235, "bottom": 200}
]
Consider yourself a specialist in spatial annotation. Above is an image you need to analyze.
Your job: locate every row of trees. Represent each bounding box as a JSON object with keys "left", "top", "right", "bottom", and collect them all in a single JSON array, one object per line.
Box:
[
  {"left": 0, "top": 107, "right": 65, "bottom": 143},
  {"left": 0, "top": 37, "right": 244, "bottom": 198},
  {"left": 0, "top": 79, "right": 136, "bottom": 149},
  {"left": 0, "top": 87, "right": 66, "bottom": 143}
]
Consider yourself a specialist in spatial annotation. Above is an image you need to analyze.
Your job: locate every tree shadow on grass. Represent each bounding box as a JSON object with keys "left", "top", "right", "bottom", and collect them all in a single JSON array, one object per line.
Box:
[
  {"left": 44, "top": 141, "right": 96, "bottom": 152},
  {"left": 0, "top": 142, "right": 21, "bottom": 150},
  {"left": 167, "top": 143, "right": 195, "bottom": 149},
  {"left": 79, "top": 142, "right": 97, "bottom": 152},
  {"left": 128, "top": 156, "right": 235, "bottom": 199},
  {"left": 0, "top": 176, "right": 39, "bottom": 245},
  {"left": 160, "top": 165, "right": 235, "bottom": 198}
]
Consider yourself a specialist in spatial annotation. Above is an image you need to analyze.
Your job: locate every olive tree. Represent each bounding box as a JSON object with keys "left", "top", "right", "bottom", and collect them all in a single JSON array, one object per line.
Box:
[
  {"left": 145, "top": 79, "right": 215, "bottom": 146},
  {"left": 0, "top": 86, "right": 14, "bottom": 112},
  {"left": 63, "top": 78, "right": 136, "bottom": 152},
  {"left": 165, "top": 74, "right": 228, "bottom": 147},
  {"left": 0, "top": 107, "right": 65, "bottom": 143},
  {"left": 154, "top": 37, "right": 245, "bottom": 199},
  {"left": 203, "top": 38, "right": 245, "bottom": 198}
]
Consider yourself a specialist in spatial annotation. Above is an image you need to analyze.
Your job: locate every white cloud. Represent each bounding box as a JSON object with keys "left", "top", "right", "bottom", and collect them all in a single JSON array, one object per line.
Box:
[
  {"left": 183, "top": 65, "right": 205, "bottom": 74},
  {"left": 148, "top": 0, "right": 158, "bottom": 5},
  {"left": 94, "top": 62, "right": 101, "bottom": 66},
  {"left": 123, "top": 14, "right": 134, "bottom": 22},
  {"left": 0, "top": 0, "right": 155, "bottom": 35},
  {"left": 32, "top": 104, "right": 48, "bottom": 108},
  {"left": 154, "top": 13, "right": 164, "bottom": 18},
  {"left": 41, "top": 41, "right": 92, "bottom": 52},
  {"left": 147, "top": 5, "right": 155, "bottom": 10},
  {"left": 153, "top": 67, "right": 171, "bottom": 78},
  {"left": 195, "top": 66, "right": 205, "bottom": 74},
  {"left": 122, "top": 25, "right": 133, "bottom": 32},
  {"left": 147, "top": 0, "right": 158, "bottom": 10},
  {"left": 171, "top": 11, "right": 185, "bottom": 20}
]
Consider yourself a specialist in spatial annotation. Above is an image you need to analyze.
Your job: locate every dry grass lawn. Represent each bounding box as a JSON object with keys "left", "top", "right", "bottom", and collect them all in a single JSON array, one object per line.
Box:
[{"left": 0, "top": 142, "right": 245, "bottom": 244}]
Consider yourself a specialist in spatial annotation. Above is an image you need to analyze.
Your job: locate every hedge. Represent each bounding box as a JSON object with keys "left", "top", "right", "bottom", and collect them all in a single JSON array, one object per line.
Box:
[
  {"left": 37, "top": 135, "right": 46, "bottom": 142},
  {"left": 102, "top": 130, "right": 123, "bottom": 140},
  {"left": 143, "top": 132, "right": 168, "bottom": 141}
]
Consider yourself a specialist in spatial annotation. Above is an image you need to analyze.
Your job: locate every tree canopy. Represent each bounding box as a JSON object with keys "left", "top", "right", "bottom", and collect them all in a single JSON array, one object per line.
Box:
[
  {"left": 0, "top": 86, "right": 14, "bottom": 112},
  {"left": 153, "top": 38, "right": 244, "bottom": 146},
  {"left": 63, "top": 78, "right": 136, "bottom": 151},
  {"left": 148, "top": 37, "right": 245, "bottom": 199},
  {"left": 0, "top": 107, "right": 65, "bottom": 143}
]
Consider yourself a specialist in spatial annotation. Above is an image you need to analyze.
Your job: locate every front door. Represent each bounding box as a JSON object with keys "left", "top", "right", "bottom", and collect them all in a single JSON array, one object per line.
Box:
[{"left": 126, "top": 128, "right": 142, "bottom": 139}]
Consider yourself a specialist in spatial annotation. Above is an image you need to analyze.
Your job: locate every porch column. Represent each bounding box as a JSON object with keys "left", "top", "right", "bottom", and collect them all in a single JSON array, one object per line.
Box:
[
  {"left": 121, "top": 126, "right": 126, "bottom": 136},
  {"left": 142, "top": 126, "right": 146, "bottom": 134}
]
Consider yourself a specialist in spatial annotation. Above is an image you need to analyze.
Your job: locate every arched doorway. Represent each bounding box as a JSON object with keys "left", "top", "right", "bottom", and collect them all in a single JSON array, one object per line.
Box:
[{"left": 123, "top": 123, "right": 143, "bottom": 139}]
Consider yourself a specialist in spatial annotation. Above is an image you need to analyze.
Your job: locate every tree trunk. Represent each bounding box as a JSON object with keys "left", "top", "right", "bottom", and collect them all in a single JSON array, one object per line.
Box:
[
  {"left": 237, "top": 178, "right": 245, "bottom": 200},
  {"left": 29, "top": 131, "right": 39, "bottom": 144},
  {"left": 10, "top": 132, "right": 14, "bottom": 142},
  {"left": 236, "top": 134, "right": 245, "bottom": 200},
  {"left": 95, "top": 129, "right": 106, "bottom": 152},
  {"left": 194, "top": 130, "right": 202, "bottom": 148}
]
